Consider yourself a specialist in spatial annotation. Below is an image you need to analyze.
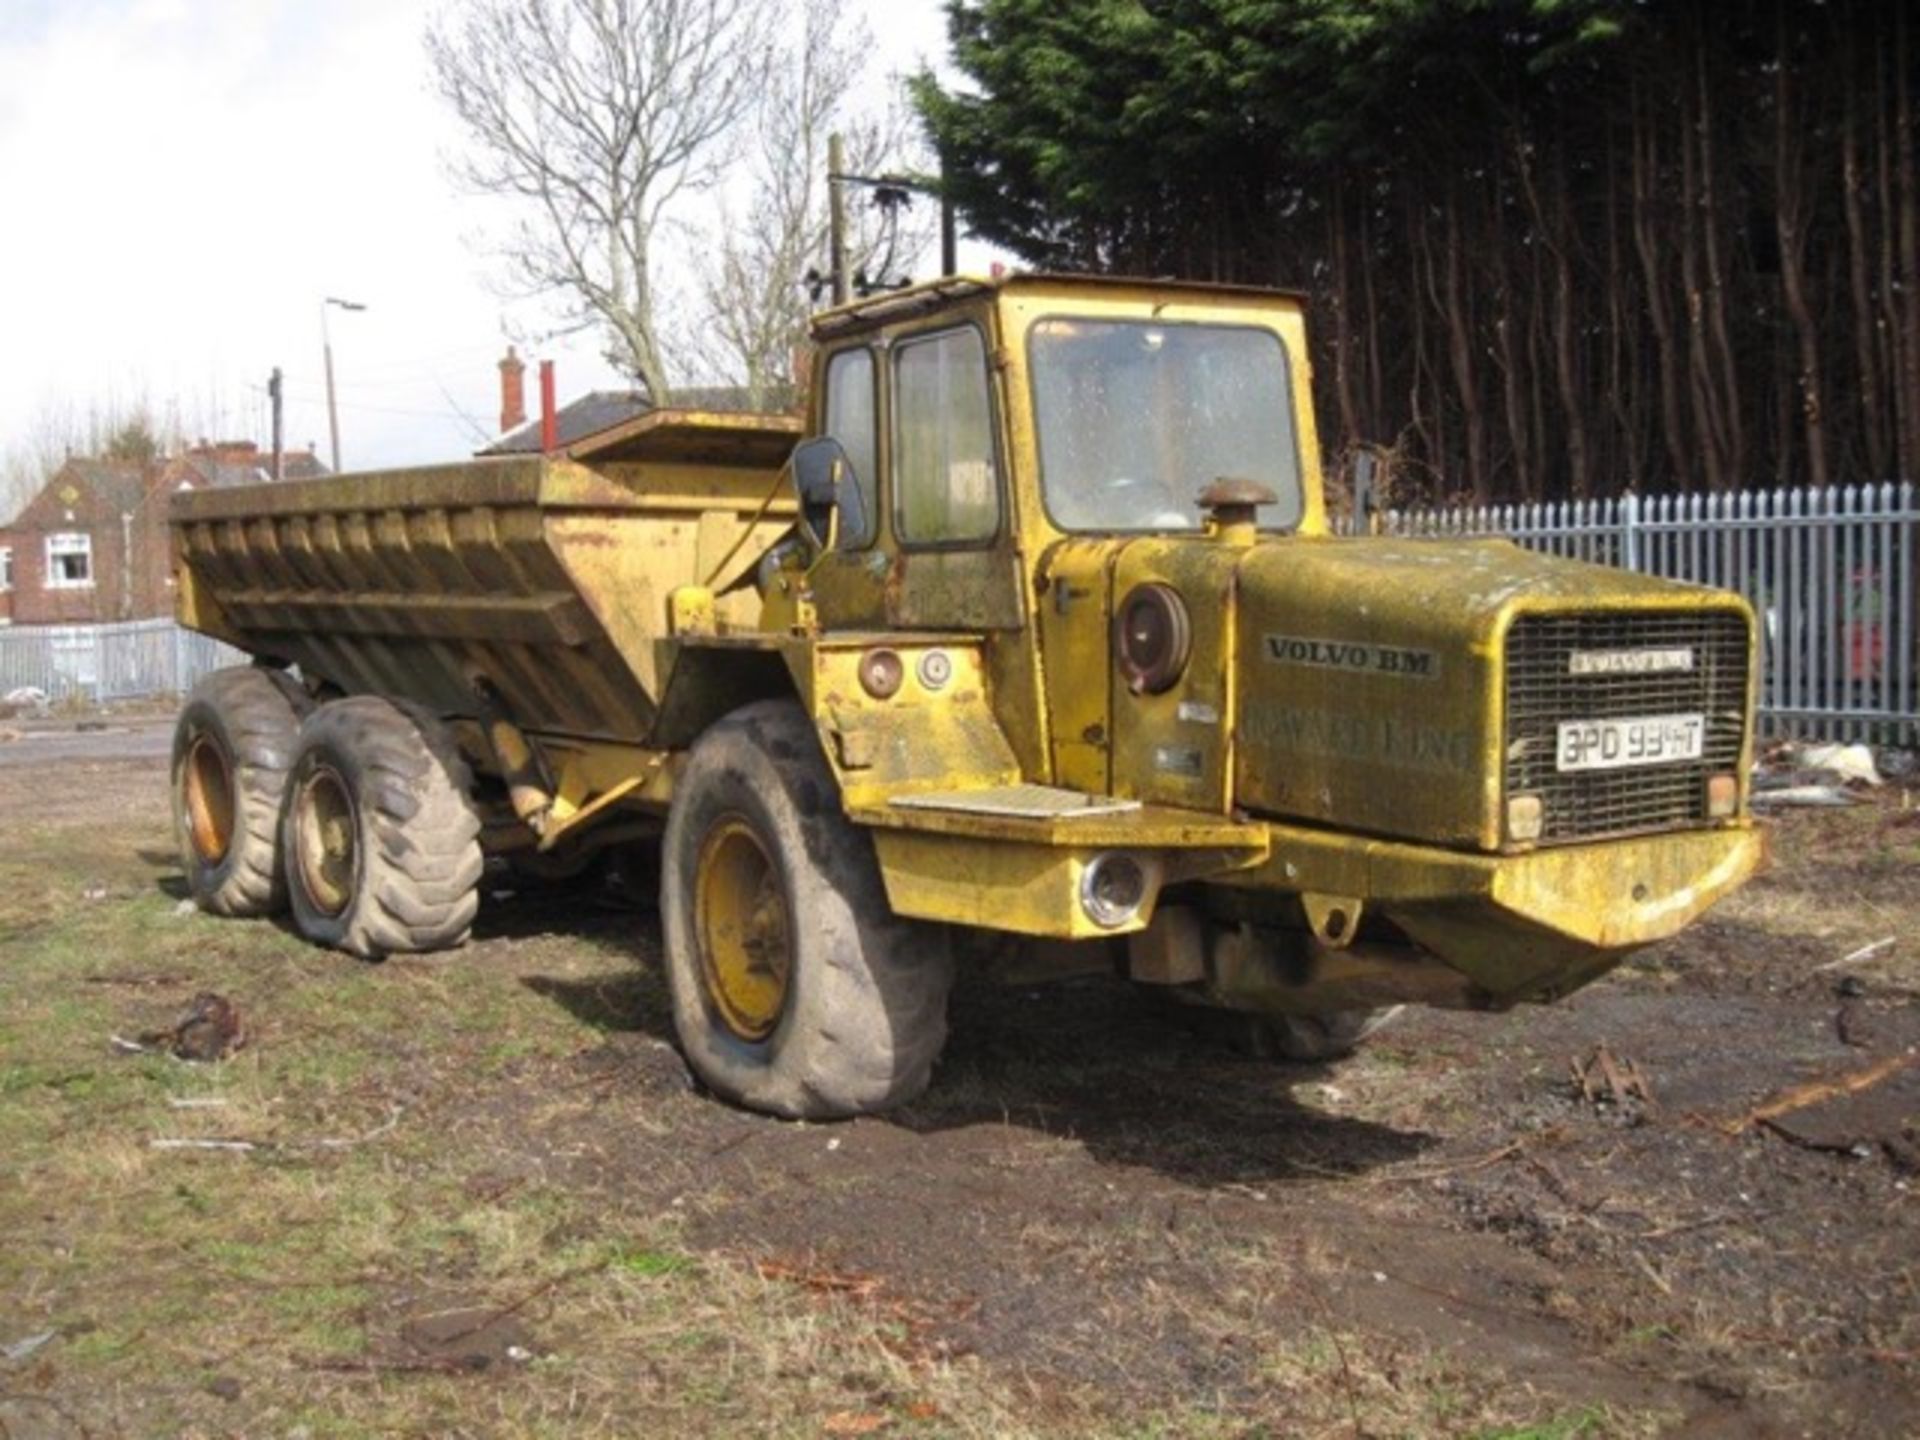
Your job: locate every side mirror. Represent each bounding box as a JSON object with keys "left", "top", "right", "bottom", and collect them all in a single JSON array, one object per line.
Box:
[{"left": 791, "top": 436, "right": 867, "bottom": 552}]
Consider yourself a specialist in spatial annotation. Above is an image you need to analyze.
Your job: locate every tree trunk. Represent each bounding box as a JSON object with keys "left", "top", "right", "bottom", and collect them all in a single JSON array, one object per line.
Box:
[
  {"left": 1329, "top": 182, "right": 1360, "bottom": 454},
  {"left": 1695, "top": 41, "right": 1745, "bottom": 485},
  {"left": 1897, "top": 3, "right": 1920, "bottom": 480},
  {"left": 1491, "top": 167, "right": 1531, "bottom": 499},
  {"left": 1434, "top": 191, "right": 1486, "bottom": 501},
  {"left": 1604, "top": 122, "right": 1641, "bottom": 491},
  {"left": 1360, "top": 195, "right": 1384, "bottom": 434},
  {"left": 1517, "top": 131, "right": 1592, "bottom": 499},
  {"left": 1842, "top": 14, "right": 1890, "bottom": 481},
  {"left": 1876, "top": 39, "right": 1910, "bottom": 482},
  {"left": 1631, "top": 84, "right": 1690, "bottom": 491},
  {"left": 1677, "top": 50, "right": 1728, "bottom": 493},
  {"left": 1775, "top": 0, "right": 1830, "bottom": 488}
]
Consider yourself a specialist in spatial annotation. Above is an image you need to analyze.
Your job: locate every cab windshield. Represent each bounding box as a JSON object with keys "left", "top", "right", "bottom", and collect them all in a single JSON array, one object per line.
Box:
[{"left": 1028, "top": 318, "right": 1303, "bottom": 532}]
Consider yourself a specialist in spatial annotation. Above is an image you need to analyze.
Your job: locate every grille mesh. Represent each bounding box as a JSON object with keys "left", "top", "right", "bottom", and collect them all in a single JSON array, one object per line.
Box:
[{"left": 1505, "top": 611, "right": 1751, "bottom": 842}]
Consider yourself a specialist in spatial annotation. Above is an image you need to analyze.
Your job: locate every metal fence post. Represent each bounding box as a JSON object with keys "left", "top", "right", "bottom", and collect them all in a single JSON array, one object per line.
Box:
[{"left": 1619, "top": 490, "right": 1642, "bottom": 572}]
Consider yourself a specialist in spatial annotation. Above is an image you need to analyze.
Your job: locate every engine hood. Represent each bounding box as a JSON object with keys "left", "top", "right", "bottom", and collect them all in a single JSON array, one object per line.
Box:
[
  {"left": 1229, "top": 535, "right": 1747, "bottom": 848},
  {"left": 1036, "top": 529, "right": 1751, "bottom": 850}
]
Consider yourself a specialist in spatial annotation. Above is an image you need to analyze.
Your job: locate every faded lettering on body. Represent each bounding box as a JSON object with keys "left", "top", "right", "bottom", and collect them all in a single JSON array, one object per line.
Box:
[{"left": 1248, "top": 707, "right": 1475, "bottom": 772}]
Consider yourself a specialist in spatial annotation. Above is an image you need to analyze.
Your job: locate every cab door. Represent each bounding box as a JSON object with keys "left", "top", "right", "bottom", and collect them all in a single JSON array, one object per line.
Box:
[
  {"left": 885, "top": 324, "right": 1026, "bottom": 632},
  {"left": 803, "top": 344, "right": 890, "bottom": 628}
]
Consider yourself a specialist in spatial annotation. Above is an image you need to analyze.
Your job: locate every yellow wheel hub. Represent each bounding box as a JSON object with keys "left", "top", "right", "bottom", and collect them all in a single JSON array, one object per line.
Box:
[
  {"left": 182, "top": 733, "right": 236, "bottom": 865},
  {"left": 295, "top": 766, "right": 358, "bottom": 917},
  {"left": 694, "top": 817, "right": 793, "bottom": 1041}
]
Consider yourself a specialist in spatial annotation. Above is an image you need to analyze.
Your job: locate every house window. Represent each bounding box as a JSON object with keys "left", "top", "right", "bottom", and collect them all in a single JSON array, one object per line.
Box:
[
  {"left": 46, "top": 532, "right": 93, "bottom": 589},
  {"left": 0, "top": 546, "right": 11, "bottom": 591}
]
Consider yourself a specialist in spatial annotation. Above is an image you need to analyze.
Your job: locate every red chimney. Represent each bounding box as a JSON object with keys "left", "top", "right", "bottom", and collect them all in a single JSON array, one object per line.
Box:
[{"left": 499, "top": 345, "right": 527, "bottom": 434}]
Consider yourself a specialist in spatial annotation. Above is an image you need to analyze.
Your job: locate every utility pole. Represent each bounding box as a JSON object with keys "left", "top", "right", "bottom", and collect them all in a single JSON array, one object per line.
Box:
[
  {"left": 939, "top": 151, "right": 957, "bottom": 278},
  {"left": 321, "top": 296, "right": 368, "bottom": 473},
  {"left": 268, "top": 367, "right": 284, "bottom": 481},
  {"left": 828, "top": 132, "right": 849, "bottom": 306},
  {"left": 120, "top": 511, "right": 133, "bottom": 620}
]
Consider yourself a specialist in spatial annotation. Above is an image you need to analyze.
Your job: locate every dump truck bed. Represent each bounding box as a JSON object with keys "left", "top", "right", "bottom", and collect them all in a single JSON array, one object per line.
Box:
[{"left": 171, "top": 410, "right": 801, "bottom": 743}]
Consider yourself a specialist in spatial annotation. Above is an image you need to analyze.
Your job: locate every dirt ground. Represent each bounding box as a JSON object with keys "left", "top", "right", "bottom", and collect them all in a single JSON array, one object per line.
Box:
[{"left": 1, "top": 718, "right": 1916, "bottom": 1438}]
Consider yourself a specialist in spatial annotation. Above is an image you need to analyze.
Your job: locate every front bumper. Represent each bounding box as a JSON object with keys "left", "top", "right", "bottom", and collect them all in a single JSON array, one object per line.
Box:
[
  {"left": 1220, "top": 821, "right": 1765, "bottom": 1003},
  {"left": 853, "top": 785, "right": 1762, "bottom": 1005}
]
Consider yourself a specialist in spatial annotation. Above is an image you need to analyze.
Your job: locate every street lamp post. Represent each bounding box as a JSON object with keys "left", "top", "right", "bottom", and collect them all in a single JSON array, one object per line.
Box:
[{"left": 321, "top": 296, "right": 368, "bottom": 473}]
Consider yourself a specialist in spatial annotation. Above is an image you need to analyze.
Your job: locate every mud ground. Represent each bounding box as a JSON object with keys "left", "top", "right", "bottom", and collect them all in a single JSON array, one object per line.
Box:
[{"left": 1, "top": 719, "right": 1915, "bottom": 1437}]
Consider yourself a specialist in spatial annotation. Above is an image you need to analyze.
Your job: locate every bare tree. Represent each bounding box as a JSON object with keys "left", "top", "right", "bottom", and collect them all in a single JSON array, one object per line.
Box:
[
  {"left": 426, "top": 0, "right": 776, "bottom": 402},
  {"left": 681, "top": 0, "right": 934, "bottom": 409}
]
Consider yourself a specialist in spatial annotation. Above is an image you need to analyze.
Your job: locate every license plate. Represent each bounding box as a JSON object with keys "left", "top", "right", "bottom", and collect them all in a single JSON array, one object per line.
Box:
[{"left": 1555, "top": 714, "right": 1705, "bottom": 772}]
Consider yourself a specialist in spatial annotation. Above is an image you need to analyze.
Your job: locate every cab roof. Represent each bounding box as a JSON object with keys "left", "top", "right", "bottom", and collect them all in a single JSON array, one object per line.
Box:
[{"left": 808, "top": 271, "right": 1309, "bottom": 342}]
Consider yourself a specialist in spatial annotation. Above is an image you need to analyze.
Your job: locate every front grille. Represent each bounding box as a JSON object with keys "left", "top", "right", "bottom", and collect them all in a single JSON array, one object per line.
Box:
[{"left": 1505, "top": 610, "right": 1751, "bottom": 843}]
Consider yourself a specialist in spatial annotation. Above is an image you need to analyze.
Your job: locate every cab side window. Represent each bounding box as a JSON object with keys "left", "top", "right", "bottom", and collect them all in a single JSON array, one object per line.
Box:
[
  {"left": 893, "top": 327, "right": 1000, "bottom": 545},
  {"left": 822, "top": 347, "right": 878, "bottom": 548}
]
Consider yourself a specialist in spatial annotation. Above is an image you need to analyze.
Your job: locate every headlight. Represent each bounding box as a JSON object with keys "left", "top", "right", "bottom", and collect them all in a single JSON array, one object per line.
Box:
[
  {"left": 1080, "top": 851, "right": 1151, "bottom": 928},
  {"left": 1507, "top": 793, "right": 1544, "bottom": 842},
  {"left": 1115, "top": 583, "right": 1191, "bottom": 694},
  {"left": 1705, "top": 772, "right": 1739, "bottom": 817}
]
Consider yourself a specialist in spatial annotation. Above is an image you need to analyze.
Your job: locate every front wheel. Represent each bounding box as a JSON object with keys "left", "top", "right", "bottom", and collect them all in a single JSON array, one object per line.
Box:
[{"left": 661, "top": 700, "right": 953, "bottom": 1119}]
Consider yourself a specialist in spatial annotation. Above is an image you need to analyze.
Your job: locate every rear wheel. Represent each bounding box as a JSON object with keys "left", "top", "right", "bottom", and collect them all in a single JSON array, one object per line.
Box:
[
  {"left": 1234, "top": 1007, "right": 1402, "bottom": 1062},
  {"left": 171, "top": 666, "right": 310, "bottom": 916},
  {"left": 282, "top": 697, "right": 483, "bottom": 959},
  {"left": 661, "top": 700, "right": 953, "bottom": 1118}
]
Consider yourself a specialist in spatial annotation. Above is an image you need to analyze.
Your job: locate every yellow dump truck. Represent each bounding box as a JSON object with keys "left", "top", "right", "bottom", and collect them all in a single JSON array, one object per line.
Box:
[{"left": 169, "top": 273, "right": 1763, "bottom": 1117}]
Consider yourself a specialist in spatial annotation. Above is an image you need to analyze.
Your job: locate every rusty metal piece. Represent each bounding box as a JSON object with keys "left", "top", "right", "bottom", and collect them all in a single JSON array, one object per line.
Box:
[
  {"left": 139, "top": 992, "right": 247, "bottom": 1062},
  {"left": 1198, "top": 476, "right": 1277, "bottom": 513},
  {"left": 1571, "top": 1044, "right": 1655, "bottom": 1109}
]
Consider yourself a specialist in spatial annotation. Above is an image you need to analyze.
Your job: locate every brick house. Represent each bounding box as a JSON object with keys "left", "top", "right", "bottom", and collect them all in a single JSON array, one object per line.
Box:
[{"left": 0, "top": 442, "right": 325, "bottom": 627}]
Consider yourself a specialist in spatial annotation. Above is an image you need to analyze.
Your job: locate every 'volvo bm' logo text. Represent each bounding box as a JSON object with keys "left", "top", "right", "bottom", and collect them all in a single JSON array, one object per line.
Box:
[{"left": 1264, "top": 635, "right": 1438, "bottom": 679}]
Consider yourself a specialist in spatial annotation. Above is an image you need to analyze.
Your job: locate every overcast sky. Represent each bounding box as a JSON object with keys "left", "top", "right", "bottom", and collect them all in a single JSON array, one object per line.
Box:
[{"left": 0, "top": 0, "right": 982, "bottom": 483}]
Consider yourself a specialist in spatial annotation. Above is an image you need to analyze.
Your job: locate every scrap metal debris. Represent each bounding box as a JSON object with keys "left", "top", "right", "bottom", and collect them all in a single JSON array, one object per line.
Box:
[
  {"left": 136, "top": 992, "right": 246, "bottom": 1061},
  {"left": 1750, "top": 1058, "right": 1920, "bottom": 1170},
  {"left": 1721, "top": 1051, "right": 1918, "bottom": 1137},
  {"left": 754, "top": 1259, "right": 881, "bottom": 1301},
  {"left": 1794, "top": 742, "right": 1883, "bottom": 787},
  {"left": 1751, "top": 783, "right": 1858, "bottom": 810},
  {"left": 1571, "top": 1044, "right": 1655, "bottom": 1110},
  {"left": 752, "top": 1257, "right": 975, "bottom": 1365},
  {"left": 1751, "top": 741, "right": 1905, "bottom": 809},
  {"left": 1836, "top": 997, "right": 1875, "bottom": 1049},
  {"left": 149, "top": 1138, "right": 259, "bottom": 1153},
  {"left": 1, "top": 685, "right": 49, "bottom": 717},
  {"left": 1, "top": 1331, "right": 57, "bottom": 1364},
  {"left": 1812, "top": 936, "right": 1898, "bottom": 974}
]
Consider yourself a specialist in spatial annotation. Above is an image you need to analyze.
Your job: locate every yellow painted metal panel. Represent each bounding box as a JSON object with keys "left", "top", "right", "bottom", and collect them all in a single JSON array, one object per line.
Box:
[
  {"left": 1109, "top": 538, "right": 1240, "bottom": 811},
  {"left": 809, "top": 641, "right": 1021, "bottom": 806},
  {"left": 1034, "top": 539, "right": 1115, "bottom": 792}
]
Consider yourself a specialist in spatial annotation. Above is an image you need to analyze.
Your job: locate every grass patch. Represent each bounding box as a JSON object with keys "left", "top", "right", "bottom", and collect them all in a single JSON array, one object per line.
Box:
[
  {"left": 614, "top": 1247, "right": 697, "bottom": 1278},
  {"left": 1472, "top": 1407, "right": 1613, "bottom": 1440}
]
